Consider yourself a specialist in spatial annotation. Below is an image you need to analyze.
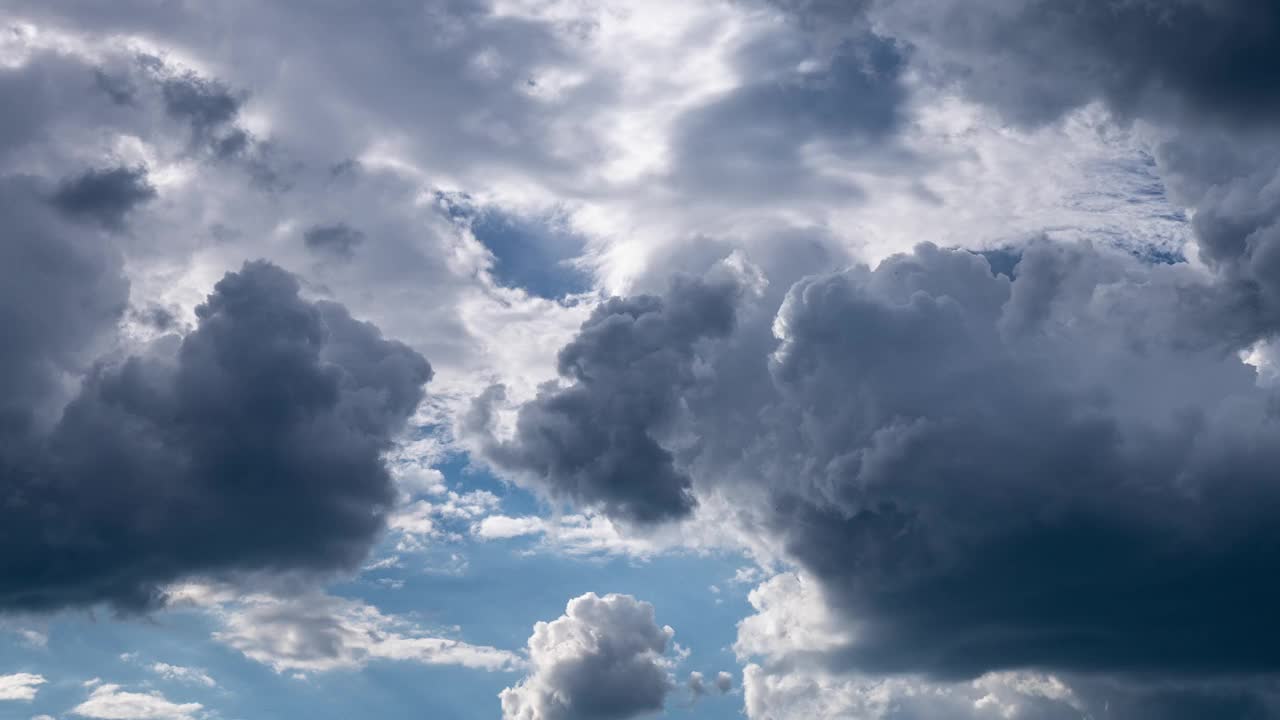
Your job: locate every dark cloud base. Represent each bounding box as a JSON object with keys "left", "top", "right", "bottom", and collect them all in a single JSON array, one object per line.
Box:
[{"left": 0, "top": 186, "right": 430, "bottom": 610}]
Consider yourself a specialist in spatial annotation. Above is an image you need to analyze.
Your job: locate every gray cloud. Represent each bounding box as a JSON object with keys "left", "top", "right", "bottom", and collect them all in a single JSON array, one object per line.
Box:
[
  {"left": 51, "top": 165, "right": 156, "bottom": 229},
  {"left": 501, "top": 592, "right": 675, "bottom": 720},
  {"left": 469, "top": 272, "right": 742, "bottom": 525},
  {"left": 0, "top": 175, "right": 130, "bottom": 436},
  {"left": 0, "top": 257, "right": 430, "bottom": 611},
  {"left": 752, "top": 241, "right": 1280, "bottom": 679},
  {"left": 303, "top": 223, "right": 365, "bottom": 260},
  {"left": 870, "top": 0, "right": 1280, "bottom": 128},
  {"left": 516, "top": 239, "right": 1280, "bottom": 690},
  {"left": 670, "top": 28, "right": 907, "bottom": 203}
]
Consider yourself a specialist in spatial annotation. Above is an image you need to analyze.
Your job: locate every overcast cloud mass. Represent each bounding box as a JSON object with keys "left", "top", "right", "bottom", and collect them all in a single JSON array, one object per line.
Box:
[{"left": 3, "top": 1, "right": 1280, "bottom": 718}]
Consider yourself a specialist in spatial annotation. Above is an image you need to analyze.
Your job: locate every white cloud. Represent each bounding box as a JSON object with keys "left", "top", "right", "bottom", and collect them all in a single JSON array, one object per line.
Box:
[
  {"left": 0, "top": 673, "right": 45, "bottom": 701},
  {"left": 474, "top": 514, "right": 545, "bottom": 540},
  {"left": 70, "top": 684, "right": 202, "bottom": 720},
  {"left": 204, "top": 590, "right": 521, "bottom": 675},
  {"left": 736, "top": 573, "right": 1087, "bottom": 720},
  {"left": 501, "top": 592, "right": 678, "bottom": 720},
  {"left": 148, "top": 664, "right": 216, "bottom": 689}
]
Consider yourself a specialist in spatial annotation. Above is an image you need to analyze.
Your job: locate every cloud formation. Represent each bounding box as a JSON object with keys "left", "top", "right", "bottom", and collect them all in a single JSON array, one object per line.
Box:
[
  {"left": 70, "top": 683, "right": 202, "bottom": 720},
  {"left": 197, "top": 589, "right": 520, "bottom": 675},
  {"left": 470, "top": 272, "right": 742, "bottom": 524},
  {"left": 0, "top": 259, "right": 430, "bottom": 611},
  {"left": 0, "top": 673, "right": 45, "bottom": 701},
  {"left": 501, "top": 592, "right": 676, "bottom": 720}
]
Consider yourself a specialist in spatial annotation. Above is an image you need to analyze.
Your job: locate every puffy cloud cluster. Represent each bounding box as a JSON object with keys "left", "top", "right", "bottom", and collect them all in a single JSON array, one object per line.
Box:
[
  {"left": 0, "top": 256, "right": 430, "bottom": 611},
  {"left": 471, "top": 272, "right": 743, "bottom": 524},
  {"left": 493, "top": 239, "right": 1280, "bottom": 713},
  {"left": 501, "top": 592, "right": 676, "bottom": 720}
]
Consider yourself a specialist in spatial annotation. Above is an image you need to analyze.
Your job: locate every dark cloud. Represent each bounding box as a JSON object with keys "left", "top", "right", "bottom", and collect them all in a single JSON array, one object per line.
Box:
[
  {"left": 469, "top": 272, "right": 742, "bottom": 525},
  {"left": 0, "top": 260, "right": 431, "bottom": 612},
  {"left": 303, "top": 223, "right": 365, "bottom": 260},
  {"left": 51, "top": 166, "right": 156, "bottom": 229},
  {"left": 160, "top": 72, "right": 241, "bottom": 138},
  {"left": 871, "top": 0, "right": 1280, "bottom": 128},
  {"left": 749, "top": 241, "right": 1280, "bottom": 679},
  {"left": 501, "top": 592, "right": 675, "bottom": 720},
  {"left": 0, "top": 175, "right": 130, "bottom": 436},
  {"left": 671, "top": 29, "right": 906, "bottom": 202},
  {"left": 518, "top": 239, "right": 1280, "bottom": 689}
]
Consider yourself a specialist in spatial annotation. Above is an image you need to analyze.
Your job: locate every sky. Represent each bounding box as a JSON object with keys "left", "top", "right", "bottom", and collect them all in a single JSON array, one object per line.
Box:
[{"left": 2, "top": 1, "right": 1280, "bottom": 719}]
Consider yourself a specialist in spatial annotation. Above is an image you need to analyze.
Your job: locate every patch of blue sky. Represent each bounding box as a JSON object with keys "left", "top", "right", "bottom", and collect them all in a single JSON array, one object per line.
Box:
[{"left": 438, "top": 193, "right": 591, "bottom": 299}]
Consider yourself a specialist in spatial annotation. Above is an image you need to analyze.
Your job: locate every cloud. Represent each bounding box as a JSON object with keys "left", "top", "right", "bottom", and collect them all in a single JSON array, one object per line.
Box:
[
  {"left": 303, "top": 223, "right": 365, "bottom": 260},
  {"left": 148, "top": 664, "right": 215, "bottom": 689},
  {"left": 868, "top": 0, "right": 1280, "bottom": 128},
  {"left": 501, "top": 592, "right": 676, "bottom": 720},
  {"left": 0, "top": 259, "right": 431, "bottom": 611},
  {"left": 508, "top": 237, "right": 1280, "bottom": 701},
  {"left": 51, "top": 166, "right": 156, "bottom": 230},
  {"left": 70, "top": 683, "right": 202, "bottom": 720},
  {"left": 474, "top": 514, "right": 545, "bottom": 540},
  {"left": 687, "top": 670, "right": 732, "bottom": 701},
  {"left": 469, "top": 271, "right": 742, "bottom": 524},
  {"left": 202, "top": 589, "right": 520, "bottom": 675},
  {"left": 0, "top": 673, "right": 46, "bottom": 701}
]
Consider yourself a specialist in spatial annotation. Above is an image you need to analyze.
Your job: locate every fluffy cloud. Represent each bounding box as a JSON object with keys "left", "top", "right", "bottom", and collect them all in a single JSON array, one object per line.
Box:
[
  {"left": 0, "top": 673, "right": 45, "bottom": 701},
  {"left": 0, "top": 259, "right": 430, "bottom": 611},
  {"left": 470, "top": 271, "right": 743, "bottom": 524},
  {"left": 70, "top": 683, "right": 202, "bottom": 720},
  {"left": 503, "top": 238, "right": 1280, "bottom": 709},
  {"left": 501, "top": 592, "right": 676, "bottom": 720}
]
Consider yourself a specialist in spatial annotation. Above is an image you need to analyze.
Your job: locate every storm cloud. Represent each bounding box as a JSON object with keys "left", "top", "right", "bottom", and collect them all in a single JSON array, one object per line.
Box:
[
  {"left": 470, "top": 272, "right": 742, "bottom": 525},
  {"left": 0, "top": 257, "right": 430, "bottom": 611},
  {"left": 51, "top": 165, "right": 156, "bottom": 229}
]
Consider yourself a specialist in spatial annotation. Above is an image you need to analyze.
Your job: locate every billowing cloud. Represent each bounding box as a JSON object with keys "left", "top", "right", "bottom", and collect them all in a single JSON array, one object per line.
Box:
[
  {"left": 501, "top": 592, "right": 676, "bottom": 720},
  {"left": 0, "top": 260, "right": 430, "bottom": 611},
  {"left": 470, "top": 271, "right": 743, "bottom": 524}
]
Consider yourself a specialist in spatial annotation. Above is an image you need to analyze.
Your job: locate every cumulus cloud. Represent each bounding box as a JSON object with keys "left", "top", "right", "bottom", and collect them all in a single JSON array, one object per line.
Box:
[
  {"left": 70, "top": 683, "right": 202, "bottom": 720},
  {"left": 0, "top": 673, "right": 45, "bottom": 701},
  {"left": 0, "top": 259, "right": 430, "bottom": 611},
  {"left": 511, "top": 238, "right": 1280, "bottom": 712},
  {"left": 501, "top": 592, "right": 676, "bottom": 720},
  {"left": 469, "top": 271, "right": 742, "bottom": 524}
]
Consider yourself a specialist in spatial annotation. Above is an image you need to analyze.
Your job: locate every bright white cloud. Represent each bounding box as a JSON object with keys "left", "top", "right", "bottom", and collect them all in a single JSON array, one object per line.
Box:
[
  {"left": 70, "top": 684, "right": 202, "bottom": 720},
  {"left": 501, "top": 592, "right": 677, "bottom": 720},
  {"left": 0, "top": 673, "right": 45, "bottom": 701}
]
